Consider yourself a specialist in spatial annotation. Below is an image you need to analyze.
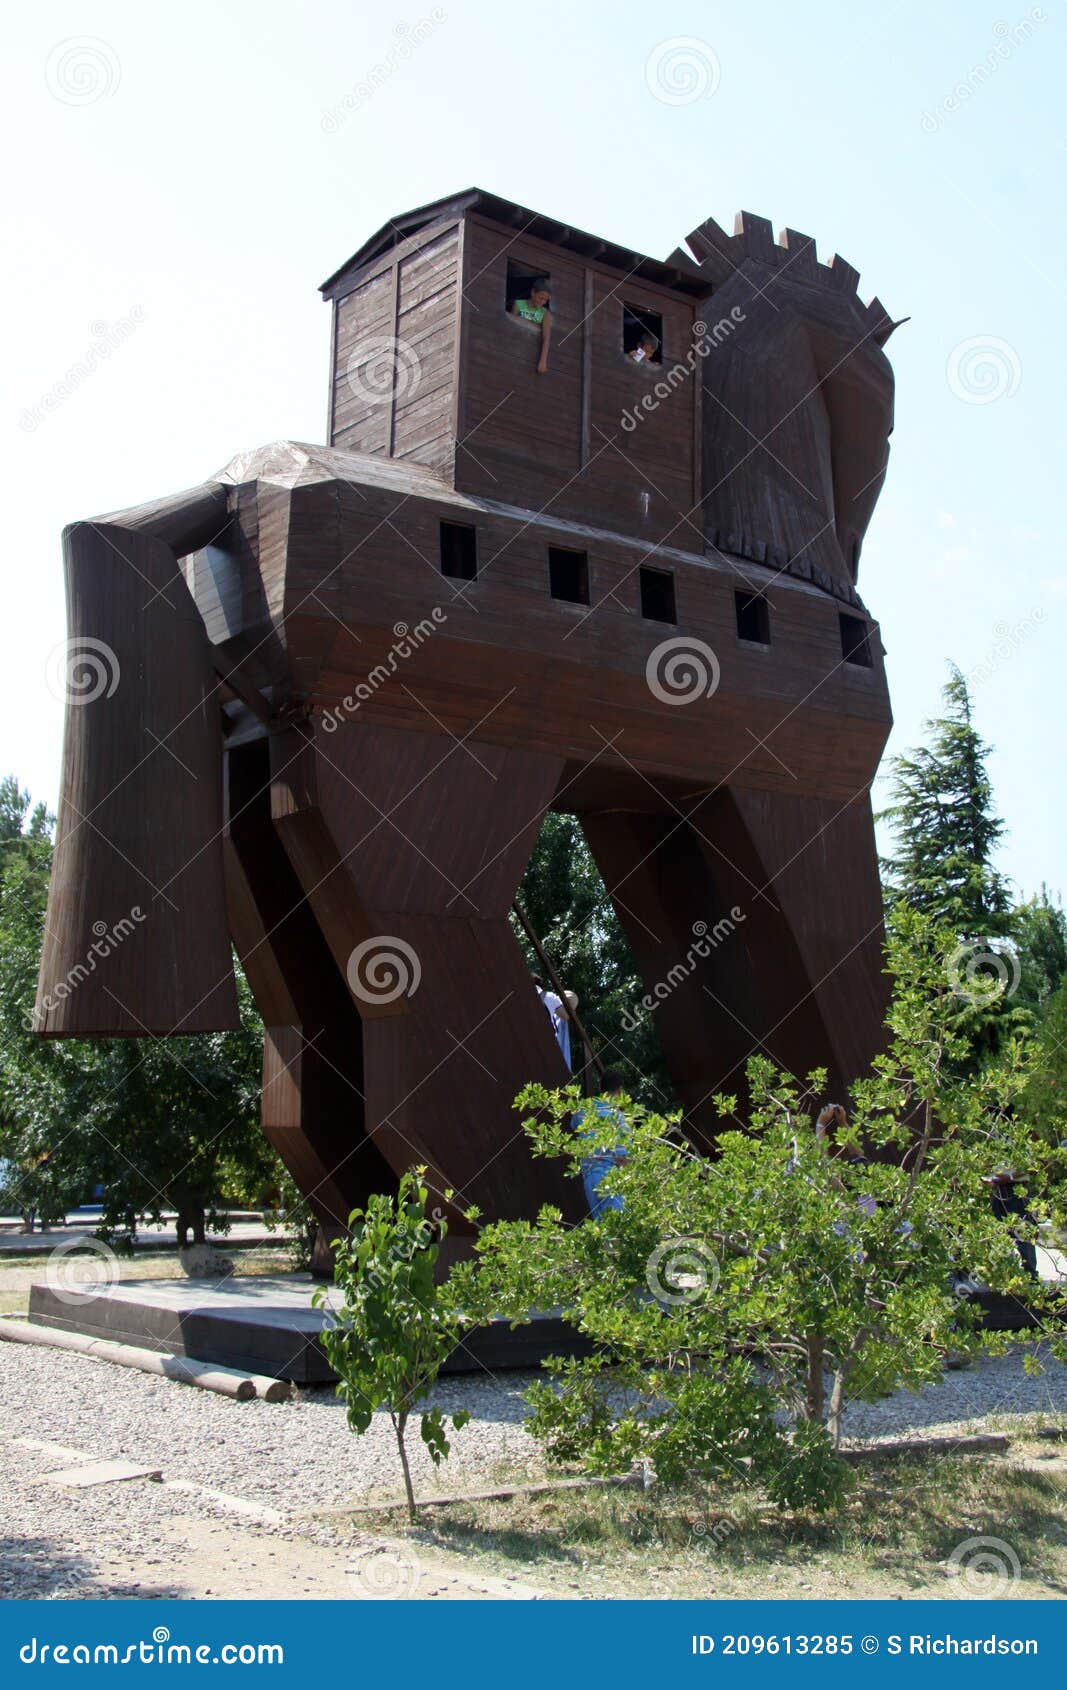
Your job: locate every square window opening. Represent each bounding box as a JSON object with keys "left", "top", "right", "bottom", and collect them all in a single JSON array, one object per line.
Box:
[
  {"left": 640, "top": 566, "right": 676, "bottom": 624},
  {"left": 623, "top": 304, "right": 663, "bottom": 365},
  {"left": 506, "top": 260, "right": 551, "bottom": 315},
  {"left": 735, "top": 592, "right": 770, "bottom": 645},
  {"left": 839, "top": 613, "right": 872, "bottom": 667},
  {"left": 548, "top": 546, "right": 589, "bottom": 605},
  {"left": 440, "top": 521, "right": 477, "bottom": 581}
]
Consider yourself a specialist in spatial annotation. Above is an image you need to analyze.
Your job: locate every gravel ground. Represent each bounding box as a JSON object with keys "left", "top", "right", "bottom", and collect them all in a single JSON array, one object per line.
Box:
[
  {"left": 843, "top": 1345, "right": 1067, "bottom": 1438},
  {"left": 2, "top": 1337, "right": 1066, "bottom": 1599},
  {"left": 0, "top": 1340, "right": 543, "bottom": 1598}
]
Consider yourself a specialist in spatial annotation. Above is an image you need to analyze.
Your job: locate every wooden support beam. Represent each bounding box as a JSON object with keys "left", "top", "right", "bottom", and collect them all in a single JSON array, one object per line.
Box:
[{"left": 213, "top": 658, "right": 271, "bottom": 724}]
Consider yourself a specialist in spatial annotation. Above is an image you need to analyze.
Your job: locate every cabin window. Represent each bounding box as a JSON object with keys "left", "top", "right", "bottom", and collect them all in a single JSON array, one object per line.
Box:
[
  {"left": 839, "top": 613, "right": 872, "bottom": 667},
  {"left": 735, "top": 591, "right": 770, "bottom": 645},
  {"left": 639, "top": 566, "right": 676, "bottom": 624},
  {"left": 440, "top": 521, "right": 477, "bottom": 581},
  {"left": 548, "top": 546, "right": 589, "bottom": 606},
  {"left": 623, "top": 304, "right": 663, "bottom": 365},
  {"left": 506, "top": 260, "right": 550, "bottom": 313}
]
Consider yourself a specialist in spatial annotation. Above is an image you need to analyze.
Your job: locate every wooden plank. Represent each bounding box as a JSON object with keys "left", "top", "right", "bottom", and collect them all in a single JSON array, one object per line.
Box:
[
  {"left": 327, "top": 296, "right": 338, "bottom": 443},
  {"left": 580, "top": 267, "right": 593, "bottom": 468}
]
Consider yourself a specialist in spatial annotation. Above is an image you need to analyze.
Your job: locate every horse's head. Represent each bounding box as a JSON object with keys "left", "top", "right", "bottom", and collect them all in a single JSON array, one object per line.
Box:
[{"left": 672, "top": 210, "right": 900, "bottom": 604}]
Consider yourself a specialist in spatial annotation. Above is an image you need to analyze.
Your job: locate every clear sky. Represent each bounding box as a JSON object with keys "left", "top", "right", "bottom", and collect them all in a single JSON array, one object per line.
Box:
[{"left": 2, "top": 0, "right": 1061, "bottom": 901}]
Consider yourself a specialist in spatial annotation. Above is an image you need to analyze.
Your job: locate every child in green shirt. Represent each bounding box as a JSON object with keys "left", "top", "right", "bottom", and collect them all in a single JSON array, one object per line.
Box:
[{"left": 510, "top": 278, "right": 552, "bottom": 374}]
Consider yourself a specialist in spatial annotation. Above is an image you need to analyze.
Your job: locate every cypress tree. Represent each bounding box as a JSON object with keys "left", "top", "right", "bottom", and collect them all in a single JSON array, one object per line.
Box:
[
  {"left": 881, "top": 663, "right": 1010, "bottom": 931},
  {"left": 880, "top": 666, "right": 1026, "bottom": 1060}
]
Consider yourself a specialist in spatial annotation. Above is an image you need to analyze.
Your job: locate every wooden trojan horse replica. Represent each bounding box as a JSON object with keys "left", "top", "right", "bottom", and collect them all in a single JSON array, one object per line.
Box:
[{"left": 35, "top": 189, "right": 898, "bottom": 1252}]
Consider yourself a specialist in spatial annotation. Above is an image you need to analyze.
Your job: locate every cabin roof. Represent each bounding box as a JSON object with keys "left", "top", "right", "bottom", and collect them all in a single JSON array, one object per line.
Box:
[{"left": 319, "top": 188, "right": 712, "bottom": 301}]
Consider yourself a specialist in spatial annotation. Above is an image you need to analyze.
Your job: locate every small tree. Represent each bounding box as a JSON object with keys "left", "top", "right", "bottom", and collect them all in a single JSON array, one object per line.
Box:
[
  {"left": 89, "top": 971, "right": 266, "bottom": 1248},
  {"left": 313, "top": 1170, "right": 470, "bottom": 1522},
  {"left": 1012, "top": 886, "right": 1067, "bottom": 1016},
  {"left": 260, "top": 1162, "right": 321, "bottom": 1271},
  {"left": 0, "top": 775, "right": 269, "bottom": 1245},
  {"left": 460, "top": 908, "right": 1066, "bottom": 1513},
  {"left": 881, "top": 664, "right": 1010, "bottom": 932},
  {"left": 1024, "top": 971, "right": 1067, "bottom": 1148},
  {"left": 0, "top": 776, "right": 50, "bottom": 847},
  {"left": 879, "top": 666, "right": 1028, "bottom": 1062},
  {"left": 0, "top": 792, "right": 91, "bottom": 1228}
]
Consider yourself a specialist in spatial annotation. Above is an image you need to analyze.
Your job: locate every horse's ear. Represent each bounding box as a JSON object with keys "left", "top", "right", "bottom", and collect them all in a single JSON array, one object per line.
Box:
[{"left": 35, "top": 489, "right": 240, "bottom": 1036}]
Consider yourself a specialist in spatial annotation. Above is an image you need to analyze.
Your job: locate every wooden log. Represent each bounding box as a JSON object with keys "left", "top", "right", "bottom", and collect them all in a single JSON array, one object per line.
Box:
[
  {"left": 0, "top": 1316, "right": 290, "bottom": 1400},
  {"left": 839, "top": 1433, "right": 1009, "bottom": 1463}
]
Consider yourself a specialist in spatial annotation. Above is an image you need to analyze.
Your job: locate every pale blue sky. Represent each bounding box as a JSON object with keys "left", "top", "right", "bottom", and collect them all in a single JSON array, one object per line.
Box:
[{"left": 3, "top": 1, "right": 1061, "bottom": 898}]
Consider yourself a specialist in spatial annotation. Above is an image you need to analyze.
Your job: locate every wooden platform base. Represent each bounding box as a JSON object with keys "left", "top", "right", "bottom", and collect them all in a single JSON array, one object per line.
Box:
[
  {"left": 25, "top": 1273, "right": 1063, "bottom": 1389},
  {"left": 957, "top": 1282, "right": 1067, "bottom": 1332},
  {"left": 26, "top": 1275, "right": 589, "bottom": 1384}
]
